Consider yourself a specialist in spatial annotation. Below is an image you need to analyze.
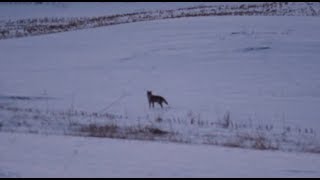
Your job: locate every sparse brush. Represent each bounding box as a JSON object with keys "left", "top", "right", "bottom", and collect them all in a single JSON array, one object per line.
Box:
[
  {"left": 78, "top": 122, "right": 169, "bottom": 140},
  {"left": 0, "top": 103, "right": 319, "bottom": 154}
]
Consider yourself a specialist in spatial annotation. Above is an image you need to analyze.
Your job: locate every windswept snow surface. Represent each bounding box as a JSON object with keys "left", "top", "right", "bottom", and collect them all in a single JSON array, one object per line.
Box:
[
  {"left": 0, "top": 132, "right": 320, "bottom": 178},
  {"left": 0, "top": 2, "right": 264, "bottom": 20},
  {"left": 1, "top": 2, "right": 320, "bottom": 178},
  {"left": 1, "top": 16, "right": 320, "bottom": 130}
]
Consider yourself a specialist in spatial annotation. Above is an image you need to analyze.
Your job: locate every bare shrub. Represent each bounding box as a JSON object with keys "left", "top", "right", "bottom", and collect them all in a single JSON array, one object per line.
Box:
[
  {"left": 155, "top": 116, "right": 163, "bottom": 123},
  {"left": 78, "top": 122, "right": 169, "bottom": 140},
  {"left": 222, "top": 139, "right": 242, "bottom": 148},
  {"left": 237, "top": 132, "right": 279, "bottom": 150},
  {"left": 219, "top": 111, "right": 232, "bottom": 128},
  {"left": 145, "top": 125, "right": 168, "bottom": 135},
  {"left": 303, "top": 146, "right": 320, "bottom": 154},
  {"left": 252, "top": 135, "right": 270, "bottom": 150},
  {"left": 79, "top": 123, "right": 118, "bottom": 137}
]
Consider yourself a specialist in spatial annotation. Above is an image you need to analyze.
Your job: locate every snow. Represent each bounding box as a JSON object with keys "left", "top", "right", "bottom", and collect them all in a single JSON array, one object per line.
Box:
[
  {"left": 0, "top": 2, "right": 262, "bottom": 20},
  {"left": 2, "top": 2, "right": 320, "bottom": 40},
  {"left": 0, "top": 2, "right": 320, "bottom": 177},
  {"left": 1, "top": 16, "right": 320, "bottom": 130},
  {"left": 0, "top": 132, "right": 319, "bottom": 178}
]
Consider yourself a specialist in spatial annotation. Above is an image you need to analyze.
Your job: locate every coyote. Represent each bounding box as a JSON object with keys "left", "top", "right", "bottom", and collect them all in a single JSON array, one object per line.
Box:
[{"left": 147, "top": 91, "right": 168, "bottom": 108}]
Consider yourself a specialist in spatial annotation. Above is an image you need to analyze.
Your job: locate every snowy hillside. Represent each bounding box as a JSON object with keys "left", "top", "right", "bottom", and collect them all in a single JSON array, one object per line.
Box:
[
  {"left": 1, "top": 132, "right": 320, "bottom": 178},
  {"left": 1, "top": 14, "right": 320, "bottom": 153},
  {"left": 0, "top": 2, "right": 272, "bottom": 20},
  {"left": 1, "top": 2, "right": 320, "bottom": 40},
  {"left": 0, "top": 2, "right": 320, "bottom": 177}
]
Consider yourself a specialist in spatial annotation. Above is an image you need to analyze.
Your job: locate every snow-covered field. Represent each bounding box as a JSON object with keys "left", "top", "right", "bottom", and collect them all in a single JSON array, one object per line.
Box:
[
  {"left": 1, "top": 132, "right": 320, "bottom": 178},
  {"left": 2, "top": 2, "right": 320, "bottom": 40},
  {"left": 0, "top": 2, "right": 320, "bottom": 177},
  {"left": 0, "top": 2, "right": 269, "bottom": 20}
]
